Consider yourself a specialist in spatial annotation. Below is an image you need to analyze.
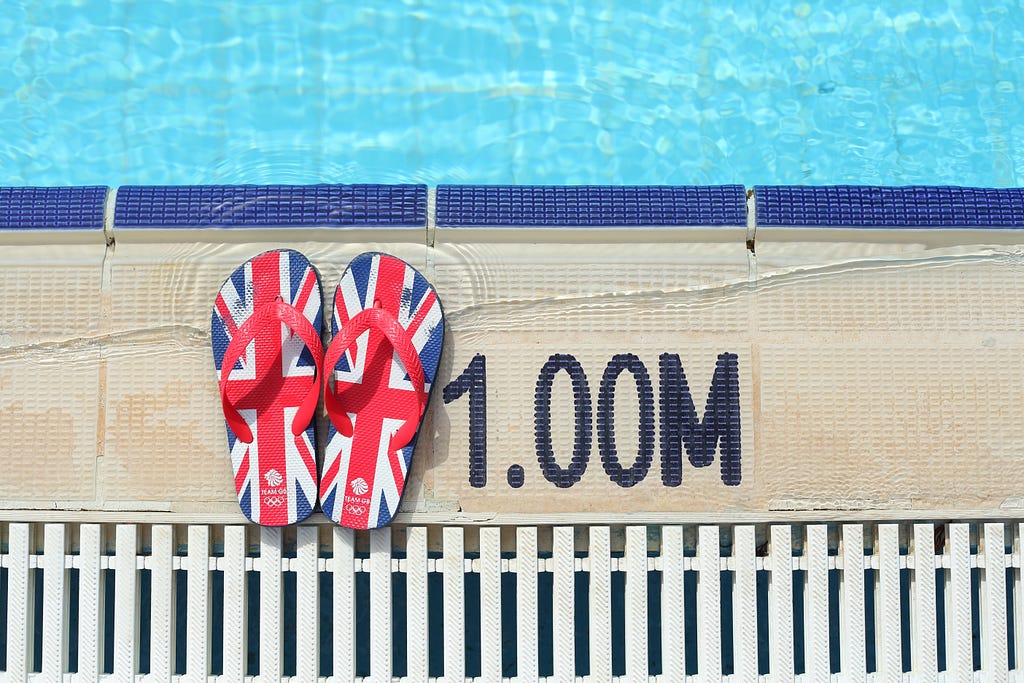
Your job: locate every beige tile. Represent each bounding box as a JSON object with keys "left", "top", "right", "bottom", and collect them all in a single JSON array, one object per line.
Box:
[{"left": 0, "top": 353, "right": 98, "bottom": 504}]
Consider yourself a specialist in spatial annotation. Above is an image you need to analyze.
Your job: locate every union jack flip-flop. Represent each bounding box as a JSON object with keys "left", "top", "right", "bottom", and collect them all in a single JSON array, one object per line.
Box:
[
  {"left": 320, "top": 252, "right": 444, "bottom": 529},
  {"left": 212, "top": 249, "right": 324, "bottom": 526}
]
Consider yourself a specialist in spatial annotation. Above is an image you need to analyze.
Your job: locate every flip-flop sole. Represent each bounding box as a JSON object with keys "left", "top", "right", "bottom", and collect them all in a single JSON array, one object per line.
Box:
[
  {"left": 320, "top": 252, "right": 445, "bottom": 529},
  {"left": 212, "top": 249, "right": 323, "bottom": 526}
]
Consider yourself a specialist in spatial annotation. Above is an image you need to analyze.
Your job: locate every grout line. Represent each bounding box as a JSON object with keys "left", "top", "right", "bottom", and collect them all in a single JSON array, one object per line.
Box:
[
  {"left": 425, "top": 186, "right": 438, "bottom": 287},
  {"left": 426, "top": 185, "right": 437, "bottom": 248},
  {"left": 94, "top": 187, "right": 117, "bottom": 508},
  {"left": 102, "top": 187, "right": 117, "bottom": 246},
  {"left": 745, "top": 187, "right": 757, "bottom": 282}
]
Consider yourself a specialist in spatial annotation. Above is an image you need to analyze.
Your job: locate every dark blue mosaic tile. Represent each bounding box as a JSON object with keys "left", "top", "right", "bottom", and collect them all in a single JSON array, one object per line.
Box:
[
  {"left": 0, "top": 186, "right": 107, "bottom": 230},
  {"left": 114, "top": 184, "right": 427, "bottom": 228},
  {"left": 755, "top": 185, "right": 1024, "bottom": 228},
  {"left": 435, "top": 185, "right": 747, "bottom": 226}
]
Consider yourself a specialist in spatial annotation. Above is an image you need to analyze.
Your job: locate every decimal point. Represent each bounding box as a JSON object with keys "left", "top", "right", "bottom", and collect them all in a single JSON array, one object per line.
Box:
[{"left": 507, "top": 464, "right": 525, "bottom": 488}]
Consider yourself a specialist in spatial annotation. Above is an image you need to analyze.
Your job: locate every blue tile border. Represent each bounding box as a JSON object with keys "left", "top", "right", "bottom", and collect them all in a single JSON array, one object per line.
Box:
[
  {"left": 0, "top": 186, "right": 108, "bottom": 230},
  {"left": 114, "top": 184, "right": 428, "bottom": 228},
  {"left": 4, "top": 184, "right": 1024, "bottom": 232},
  {"left": 436, "top": 185, "right": 748, "bottom": 226},
  {"left": 755, "top": 185, "right": 1024, "bottom": 228}
]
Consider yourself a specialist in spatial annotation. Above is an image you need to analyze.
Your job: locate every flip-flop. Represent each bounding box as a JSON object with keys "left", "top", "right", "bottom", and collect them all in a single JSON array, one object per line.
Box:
[
  {"left": 320, "top": 252, "right": 444, "bottom": 529},
  {"left": 212, "top": 249, "right": 324, "bottom": 526}
]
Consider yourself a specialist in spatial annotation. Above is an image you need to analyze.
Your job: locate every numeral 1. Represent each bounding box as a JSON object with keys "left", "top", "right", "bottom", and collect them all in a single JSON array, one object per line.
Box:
[{"left": 442, "top": 354, "right": 488, "bottom": 488}]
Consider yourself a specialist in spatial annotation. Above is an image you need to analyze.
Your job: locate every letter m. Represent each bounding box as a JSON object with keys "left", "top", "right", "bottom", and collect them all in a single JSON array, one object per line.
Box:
[{"left": 659, "top": 353, "right": 741, "bottom": 486}]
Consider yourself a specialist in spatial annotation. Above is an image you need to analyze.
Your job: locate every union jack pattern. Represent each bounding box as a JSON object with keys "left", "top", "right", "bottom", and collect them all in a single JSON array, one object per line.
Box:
[
  {"left": 320, "top": 252, "right": 444, "bottom": 529},
  {"left": 212, "top": 249, "right": 323, "bottom": 526}
]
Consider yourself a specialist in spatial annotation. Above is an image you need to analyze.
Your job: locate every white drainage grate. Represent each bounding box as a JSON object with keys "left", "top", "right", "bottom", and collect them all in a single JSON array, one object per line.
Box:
[{"left": 0, "top": 521, "right": 1017, "bottom": 681}]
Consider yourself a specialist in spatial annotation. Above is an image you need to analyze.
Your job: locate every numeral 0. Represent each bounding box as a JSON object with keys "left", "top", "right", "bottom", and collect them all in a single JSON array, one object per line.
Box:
[{"left": 534, "top": 354, "right": 592, "bottom": 488}]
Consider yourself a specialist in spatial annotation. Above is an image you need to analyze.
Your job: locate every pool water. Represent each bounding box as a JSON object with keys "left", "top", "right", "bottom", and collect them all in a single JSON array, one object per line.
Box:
[{"left": 2, "top": 1, "right": 1023, "bottom": 187}]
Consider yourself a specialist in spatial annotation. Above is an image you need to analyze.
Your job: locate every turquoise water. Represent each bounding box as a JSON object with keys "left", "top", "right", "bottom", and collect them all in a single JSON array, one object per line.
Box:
[{"left": 2, "top": 1, "right": 1023, "bottom": 187}]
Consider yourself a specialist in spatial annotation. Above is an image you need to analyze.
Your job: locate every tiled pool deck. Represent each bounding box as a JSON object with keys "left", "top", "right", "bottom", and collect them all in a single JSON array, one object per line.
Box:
[{"left": 2, "top": 184, "right": 1023, "bottom": 681}]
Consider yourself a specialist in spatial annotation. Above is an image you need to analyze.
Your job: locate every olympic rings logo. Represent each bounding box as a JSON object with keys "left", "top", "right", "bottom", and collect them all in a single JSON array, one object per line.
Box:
[
  {"left": 265, "top": 496, "right": 285, "bottom": 507},
  {"left": 344, "top": 503, "right": 366, "bottom": 515}
]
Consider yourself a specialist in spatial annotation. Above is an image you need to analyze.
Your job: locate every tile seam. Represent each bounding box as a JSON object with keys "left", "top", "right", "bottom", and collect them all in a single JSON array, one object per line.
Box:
[
  {"left": 426, "top": 186, "right": 436, "bottom": 247},
  {"left": 95, "top": 187, "right": 117, "bottom": 509}
]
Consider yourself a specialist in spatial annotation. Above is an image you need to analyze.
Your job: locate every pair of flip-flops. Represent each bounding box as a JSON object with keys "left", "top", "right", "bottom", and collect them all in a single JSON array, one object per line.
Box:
[{"left": 211, "top": 250, "right": 444, "bottom": 529}]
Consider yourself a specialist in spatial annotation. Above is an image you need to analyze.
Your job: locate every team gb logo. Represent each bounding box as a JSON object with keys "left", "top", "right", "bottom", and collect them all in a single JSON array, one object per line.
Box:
[{"left": 264, "top": 469, "right": 283, "bottom": 487}]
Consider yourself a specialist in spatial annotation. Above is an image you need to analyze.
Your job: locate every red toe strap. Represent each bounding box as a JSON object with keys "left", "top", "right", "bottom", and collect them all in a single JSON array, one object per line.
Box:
[
  {"left": 323, "top": 306, "right": 427, "bottom": 446},
  {"left": 219, "top": 299, "right": 324, "bottom": 444}
]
